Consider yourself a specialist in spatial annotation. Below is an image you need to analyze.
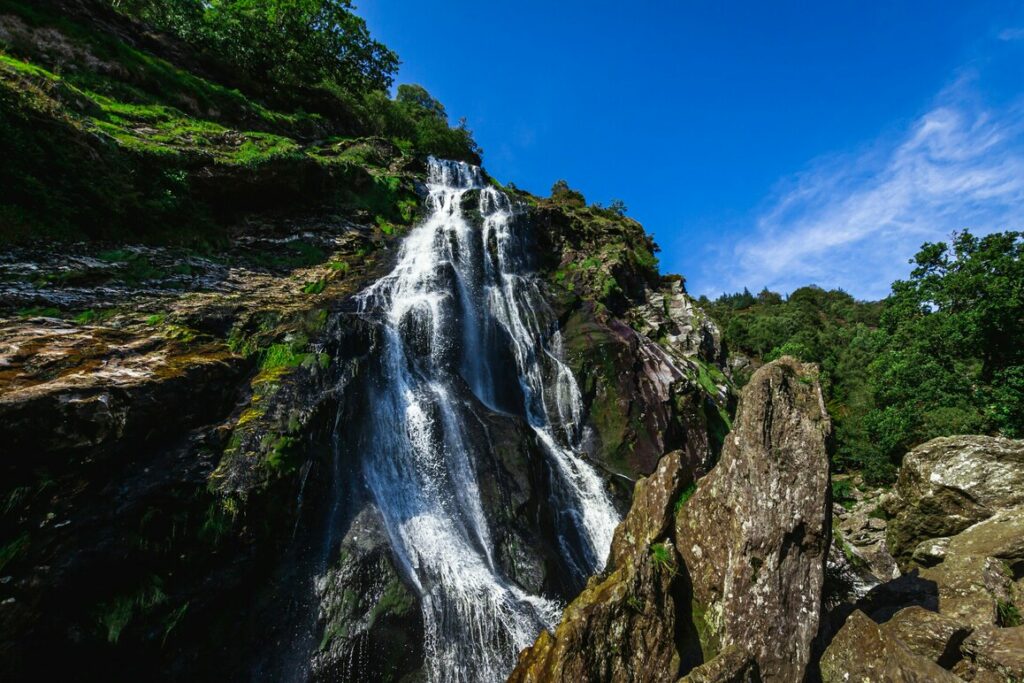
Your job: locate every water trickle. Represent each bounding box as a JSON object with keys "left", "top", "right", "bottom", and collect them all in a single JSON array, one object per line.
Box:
[{"left": 354, "top": 158, "right": 619, "bottom": 682}]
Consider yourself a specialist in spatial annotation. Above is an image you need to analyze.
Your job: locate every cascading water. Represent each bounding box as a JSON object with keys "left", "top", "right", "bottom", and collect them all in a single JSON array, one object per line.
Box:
[{"left": 353, "top": 157, "right": 619, "bottom": 682}]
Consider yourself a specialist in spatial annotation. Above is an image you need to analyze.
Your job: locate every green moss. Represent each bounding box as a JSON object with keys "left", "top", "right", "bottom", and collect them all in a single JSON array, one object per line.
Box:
[
  {"left": 674, "top": 482, "right": 698, "bottom": 514},
  {"left": 367, "top": 578, "right": 416, "bottom": 628},
  {"left": 15, "top": 306, "right": 60, "bottom": 318},
  {"left": 302, "top": 278, "right": 328, "bottom": 295},
  {"left": 0, "top": 533, "right": 30, "bottom": 572},
  {"left": 260, "top": 343, "right": 307, "bottom": 371}
]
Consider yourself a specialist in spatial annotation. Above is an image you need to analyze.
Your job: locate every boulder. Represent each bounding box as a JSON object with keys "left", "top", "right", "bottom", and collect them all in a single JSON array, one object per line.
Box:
[
  {"left": 888, "top": 436, "right": 1024, "bottom": 564},
  {"left": 921, "top": 506, "right": 1024, "bottom": 628},
  {"left": 960, "top": 625, "right": 1024, "bottom": 681},
  {"left": 676, "top": 645, "right": 759, "bottom": 683},
  {"left": 675, "top": 357, "right": 832, "bottom": 681},
  {"left": 881, "top": 606, "right": 971, "bottom": 668},
  {"left": 820, "top": 610, "right": 962, "bottom": 682}
]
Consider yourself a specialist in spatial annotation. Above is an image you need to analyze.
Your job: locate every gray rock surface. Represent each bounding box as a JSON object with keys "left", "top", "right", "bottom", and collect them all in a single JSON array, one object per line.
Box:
[
  {"left": 675, "top": 357, "right": 832, "bottom": 682},
  {"left": 887, "top": 436, "right": 1024, "bottom": 564}
]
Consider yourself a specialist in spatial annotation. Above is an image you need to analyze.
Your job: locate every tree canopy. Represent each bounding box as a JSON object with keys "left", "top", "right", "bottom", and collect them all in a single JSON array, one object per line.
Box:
[{"left": 702, "top": 230, "right": 1023, "bottom": 484}]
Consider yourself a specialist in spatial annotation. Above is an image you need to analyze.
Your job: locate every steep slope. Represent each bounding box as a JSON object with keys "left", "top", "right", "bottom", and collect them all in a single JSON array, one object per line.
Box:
[{"left": 0, "top": 4, "right": 731, "bottom": 680}]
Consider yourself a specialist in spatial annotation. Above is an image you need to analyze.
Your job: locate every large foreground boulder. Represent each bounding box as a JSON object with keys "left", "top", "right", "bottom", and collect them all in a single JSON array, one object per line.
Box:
[
  {"left": 675, "top": 357, "right": 832, "bottom": 681},
  {"left": 509, "top": 357, "right": 832, "bottom": 682},
  {"left": 820, "top": 610, "right": 962, "bottom": 682},
  {"left": 887, "top": 436, "right": 1024, "bottom": 564}
]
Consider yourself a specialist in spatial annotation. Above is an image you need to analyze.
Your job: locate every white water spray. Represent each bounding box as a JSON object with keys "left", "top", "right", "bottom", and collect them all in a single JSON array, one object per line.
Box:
[{"left": 355, "top": 158, "right": 619, "bottom": 682}]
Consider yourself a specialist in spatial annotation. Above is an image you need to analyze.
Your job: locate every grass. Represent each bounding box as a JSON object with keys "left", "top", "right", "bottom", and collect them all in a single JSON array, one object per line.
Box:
[
  {"left": 15, "top": 306, "right": 60, "bottom": 318},
  {"left": 259, "top": 342, "right": 307, "bottom": 371},
  {"left": 0, "top": 533, "right": 30, "bottom": 572},
  {"left": 674, "top": 482, "right": 698, "bottom": 514},
  {"left": 650, "top": 542, "right": 675, "bottom": 573}
]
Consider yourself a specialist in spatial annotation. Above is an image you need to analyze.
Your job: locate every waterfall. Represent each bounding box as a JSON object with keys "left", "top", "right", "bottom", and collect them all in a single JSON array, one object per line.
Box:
[{"left": 353, "top": 158, "right": 619, "bottom": 682}]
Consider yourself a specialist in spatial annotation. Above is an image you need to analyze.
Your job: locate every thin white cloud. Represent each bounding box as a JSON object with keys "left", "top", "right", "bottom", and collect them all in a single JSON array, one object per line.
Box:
[
  {"left": 998, "top": 27, "right": 1024, "bottom": 41},
  {"left": 704, "top": 77, "right": 1024, "bottom": 300}
]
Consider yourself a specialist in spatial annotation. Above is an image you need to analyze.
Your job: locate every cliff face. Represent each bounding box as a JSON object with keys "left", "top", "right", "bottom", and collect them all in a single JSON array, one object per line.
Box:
[
  {"left": 0, "top": 4, "right": 731, "bottom": 679},
  {"left": 510, "top": 357, "right": 833, "bottom": 683}
]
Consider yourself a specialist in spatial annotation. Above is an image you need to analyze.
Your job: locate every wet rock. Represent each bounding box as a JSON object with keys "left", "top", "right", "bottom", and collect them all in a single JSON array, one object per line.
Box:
[
  {"left": 677, "top": 645, "right": 759, "bottom": 683},
  {"left": 888, "top": 436, "right": 1024, "bottom": 564},
  {"left": 676, "top": 357, "right": 831, "bottom": 682},
  {"left": 311, "top": 506, "right": 424, "bottom": 683},
  {"left": 820, "top": 610, "right": 962, "bottom": 682},
  {"left": 882, "top": 606, "right": 972, "bottom": 668},
  {"left": 561, "top": 302, "right": 717, "bottom": 481}
]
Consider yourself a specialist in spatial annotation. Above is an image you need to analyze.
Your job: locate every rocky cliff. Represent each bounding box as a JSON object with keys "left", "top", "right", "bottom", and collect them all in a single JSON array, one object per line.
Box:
[{"left": 509, "top": 357, "right": 832, "bottom": 682}]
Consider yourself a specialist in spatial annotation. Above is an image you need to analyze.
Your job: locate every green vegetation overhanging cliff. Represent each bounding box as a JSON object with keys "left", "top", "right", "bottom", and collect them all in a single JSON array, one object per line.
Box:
[{"left": 0, "top": 0, "right": 480, "bottom": 244}]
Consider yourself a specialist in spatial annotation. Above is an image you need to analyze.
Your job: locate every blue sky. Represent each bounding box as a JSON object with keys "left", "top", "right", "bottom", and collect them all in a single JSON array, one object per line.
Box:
[{"left": 359, "top": 1, "right": 1024, "bottom": 300}]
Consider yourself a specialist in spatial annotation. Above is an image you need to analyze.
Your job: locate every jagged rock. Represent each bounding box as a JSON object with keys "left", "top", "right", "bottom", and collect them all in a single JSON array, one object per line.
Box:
[
  {"left": 882, "top": 606, "right": 972, "bottom": 668},
  {"left": 676, "top": 645, "right": 759, "bottom": 683},
  {"left": 610, "top": 449, "right": 689, "bottom": 568},
  {"left": 921, "top": 506, "right": 1024, "bottom": 628},
  {"left": 509, "top": 449, "right": 690, "bottom": 683},
  {"left": 507, "top": 538, "right": 683, "bottom": 683},
  {"left": 675, "top": 357, "right": 831, "bottom": 681},
  {"left": 833, "top": 488, "right": 900, "bottom": 583},
  {"left": 959, "top": 625, "right": 1024, "bottom": 681},
  {"left": 820, "top": 610, "right": 962, "bottom": 682},
  {"left": 888, "top": 436, "right": 1024, "bottom": 564},
  {"left": 630, "top": 279, "right": 724, "bottom": 365},
  {"left": 561, "top": 302, "right": 717, "bottom": 480}
]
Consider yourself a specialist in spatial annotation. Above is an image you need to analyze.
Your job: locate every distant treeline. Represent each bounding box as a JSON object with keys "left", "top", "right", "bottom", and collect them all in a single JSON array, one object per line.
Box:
[{"left": 699, "top": 230, "right": 1023, "bottom": 483}]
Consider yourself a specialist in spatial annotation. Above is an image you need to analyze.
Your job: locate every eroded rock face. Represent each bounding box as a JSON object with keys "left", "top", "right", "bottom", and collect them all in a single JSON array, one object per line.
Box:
[
  {"left": 311, "top": 506, "right": 423, "bottom": 682},
  {"left": 676, "top": 357, "right": 832, "bottom": 682},
  {"left": 820, "top": 610, "right": 962, "bottom": 683},
  {"left": 882, "top": 606, "right": 972, "bottom": 668},
  {"left": 888, "top": 436, "right": 1024, "bottom": 564},
  {"left": 677, "top": 645, "right": 759, "bottom": 683}
]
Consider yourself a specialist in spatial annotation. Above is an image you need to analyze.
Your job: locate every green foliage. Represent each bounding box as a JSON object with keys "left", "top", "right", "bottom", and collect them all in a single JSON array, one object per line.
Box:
[
  {"left": 550, "top": 179, "right": 586, "bottom": 207},
  {"left": 0, "top": 533, "right": 29, "bottom": 572},
  {"left": 110, "top": 0, "right": 398, "bottom": 94},
  {"left": 260, "top": 342, "right": 307, "bottom": 370},
  {"left": 302, "top": 278, "right": 328, "bottom": 295},
  {"left": 650, "top": 542, "right": 674, "bottom": 571},
  {"left": 864, "top": 231, "right": 1024, "bottom": 462},
  {"left": 831, "top": 479, "right": 854, "bottom": 508},
  {"left": 674, "top": 482, "right": 697, "bottom": 514},
  {"left": 97, "top": 576, "right": 167, "bottom": 643},
  {"left": 703, "top": 231, "right": 1023, "bottom": 485},
  {"left": 998, "top": 599, "right": 1022, "bottom": 627}
]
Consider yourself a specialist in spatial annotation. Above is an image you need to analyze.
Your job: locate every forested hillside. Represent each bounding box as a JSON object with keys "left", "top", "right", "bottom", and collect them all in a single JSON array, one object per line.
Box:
[{"left": 701, "top": 229, "right": 1023, "bottom": 483}]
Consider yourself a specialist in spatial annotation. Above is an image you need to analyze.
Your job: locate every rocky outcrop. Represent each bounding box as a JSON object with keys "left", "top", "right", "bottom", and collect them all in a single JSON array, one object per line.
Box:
[
  {"left": 920, "top": 505, "right": 1024, "bottom": 629},
  {"left": 510, "top": 357, "right": 831, "bottom": 683},
  {"left": 676, "top": 357, "right": 832, "bottom": 682},
  {"left": 820, "top": 610, "right": 962, "bottom": 682},
  {"left": 508, "top": 450, "right": 690, "bottom": 683},
  {"left": 310, "top": 506, "right": 423, "bottom": 682},
  {"left": 887, "top": 436, "right": 1024, "bottom": 564}
]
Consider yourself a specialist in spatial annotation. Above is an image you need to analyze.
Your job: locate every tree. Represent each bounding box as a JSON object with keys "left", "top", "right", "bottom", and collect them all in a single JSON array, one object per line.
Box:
[
  {"left": 608, "top": 198, "right": 628, "bottom": 216},
  {"left": 864, "top": 230, "right": 1024, "bottom": 472}
]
